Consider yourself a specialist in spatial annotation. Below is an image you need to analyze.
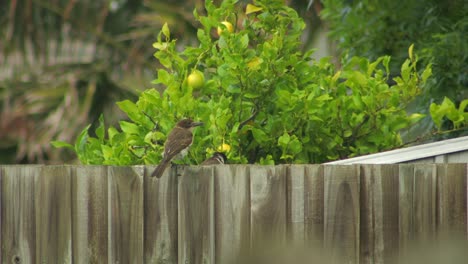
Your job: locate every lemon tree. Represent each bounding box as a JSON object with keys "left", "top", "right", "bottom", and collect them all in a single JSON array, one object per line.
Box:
[{"left": 53, "top": 0, "right": 430, "bottom": 165}]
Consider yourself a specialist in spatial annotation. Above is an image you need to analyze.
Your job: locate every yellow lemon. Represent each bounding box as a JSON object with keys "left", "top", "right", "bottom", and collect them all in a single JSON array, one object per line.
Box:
[
  {"left": 217, "top": 21, "right": 234, "bottom": 36},
  {"left": 187, "top": 70, "right": 205, "bottom": 89}
]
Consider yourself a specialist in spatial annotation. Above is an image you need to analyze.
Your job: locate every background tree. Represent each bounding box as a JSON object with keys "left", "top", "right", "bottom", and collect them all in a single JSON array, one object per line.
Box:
[{"left": 321, "top": 0, "right": 468, "bottom": 139}]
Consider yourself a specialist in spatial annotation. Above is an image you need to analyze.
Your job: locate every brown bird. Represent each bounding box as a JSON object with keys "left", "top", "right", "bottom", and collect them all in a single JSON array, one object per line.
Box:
[
  {"left": 200, "top": 152, "right": 227, "bottom": 165},
  {"left": 151, "top": 118, "right": 204, "bottom": 178}
]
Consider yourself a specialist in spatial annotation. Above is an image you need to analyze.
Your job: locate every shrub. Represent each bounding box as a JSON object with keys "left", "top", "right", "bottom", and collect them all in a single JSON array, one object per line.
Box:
[{"left": 53, "top": 0, "right": 430, "bottom": 165}]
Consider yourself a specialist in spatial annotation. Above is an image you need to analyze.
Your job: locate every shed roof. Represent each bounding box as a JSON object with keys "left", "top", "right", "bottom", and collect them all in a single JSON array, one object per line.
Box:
[{"left": 326, "top": 136, "right": 468, "bottom": 164}]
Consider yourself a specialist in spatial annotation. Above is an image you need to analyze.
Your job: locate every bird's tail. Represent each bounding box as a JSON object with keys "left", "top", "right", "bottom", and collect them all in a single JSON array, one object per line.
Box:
[{"left": 151, "top": 158, "right": 170, "bottom": 178}]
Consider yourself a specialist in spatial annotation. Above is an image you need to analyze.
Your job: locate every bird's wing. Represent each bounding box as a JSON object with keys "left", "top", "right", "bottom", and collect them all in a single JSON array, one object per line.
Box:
[{"left": 163, "top": 127, "right": 193, "bottom": 159}]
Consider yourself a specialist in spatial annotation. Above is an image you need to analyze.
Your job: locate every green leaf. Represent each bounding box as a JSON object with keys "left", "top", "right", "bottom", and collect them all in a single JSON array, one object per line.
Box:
[
  {"left": 459, "top": 99, "right": 468, "bottom": 113},
  {"left": 246, "top": 4, "right": 263, "bottom": 14},
  {"left": 117, "top": 100, "right": 141, "bottom": 123},
  {"left": 421, "top": 64, "right": 432, "bottom": 83},
  {"left": 96, "top": 114, "right": 105, "bottom": 142},
  {"left": 155, "top": 69, "right": 171, "bottom": 85},
  {"left": 343, "top": 130, "right": 352, "bottom": 138},
  {"left": 367, "top": 57, "right": 383, "bottom": 76},
  {"left": 244, "top": 92, "right": 261, "bottom": 99},
  {"left": 430, "top": 97, "right": 457, "bottom": 129},
  {"left": 315, "top": 94, "right": 332, "bottom": 101},
  {"left": 382, "top": 56, "right": 391, "bottom": 74},
  {"left": 247, "top": 57, "right": 263, "bottom": 70},
  {"left": 400, "top": 59, "right": 411, "bottom": 82},
  {"left": 408, "top": 44, "right": 414, "bottom": 61},
  {"left": 408, "top": 113, "right": 425, "bottom": 124},
  {"left": 120, "top": 121, "right": 140, "bottom": 135},
  {"left": 259, "top": 155, "right": 275, "bottom": 165},
  {"left": 117, "top": 100, "right": 139, "bottom": 114},
  {"left": 102, "top": 145, "right": 113, "bottom": 161},
  {"left": 75, "top": 125, "right": 91, "bottom": 162},
  {"left": 430, "top": 103, "right": 443, "bottom": 129},
  {"left": 349, "top": 71, "right": 367, "bottom": 86},
  {"left": 289, "top": 136, "right": 303, "bottom": 155},
  {"left": 108, "top": 127, "right": 119, "bottom": 143},
  {"left": 197, "top": 29, "right": 210, "bottom": 45},
  {"left": 162, "top": 22, "right": 170, "bottom": 39},
  {"left": 240, "top": 34, "right": 249, "bottom": 49},
  {"left": 152, "top": 42, "right": 168, "bottom": 50},
  {"left": 50, "top": 141, "right": 75, "bottom": 151},
  {"left": 278, "top": 132, "right": 290, "bottom": 148},
  {"left": 251, "top": 128, "right": 268, "bottom": 144}
]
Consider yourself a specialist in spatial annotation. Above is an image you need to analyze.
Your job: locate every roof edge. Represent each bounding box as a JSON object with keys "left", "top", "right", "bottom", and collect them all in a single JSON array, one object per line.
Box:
[{"left": 325, "top": 136, "right": 468, "bottom": 164}]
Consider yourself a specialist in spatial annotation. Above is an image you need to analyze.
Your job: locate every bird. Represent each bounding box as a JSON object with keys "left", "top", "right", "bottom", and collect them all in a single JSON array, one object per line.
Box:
[
  {"left": 200, "top": 152, "right": 227, "bottom": 165},
  {"left": 151, "top": 118, "right": 204, "bottom": 178}
]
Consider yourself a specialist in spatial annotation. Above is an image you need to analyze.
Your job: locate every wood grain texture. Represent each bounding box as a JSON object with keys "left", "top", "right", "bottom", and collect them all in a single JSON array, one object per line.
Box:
[
  {"left": 35, "top": 165, "right": 72, "bottom": 263},
  {"left": 288, "top": 165, "right": 305, "bottom": 242},
  {"left": 214, "top": 165, "right": 250, "bottom": 263},
  {"left": 399, "top": 163, "right": 438, "bottom": 252},
  {"left": 72, "top": 166, "right": 108, "bottom": 263},
  {"left": 178, "top": 166, "right": 215, "bottom": 264},
  {"left": 413, "top": 164, "right": 437, "bottom": 241},
  {"left": 250, "top": 165, "right": 287, "bottom": 245},
  {"left": 360, "top": 164, "right": 399, "bottom": 264},
  {"left": 144, "top": 165, "right": 179, "bottom": 264},
  {"left": 304, "top": 165, "right": 324, "bottom": 245},
  {"left": 436, "top": 163, "right": 467, "bottom": 237},
  {"left": 446, "top": 152, "right": 468, "bottom": 162},
  {"left": 324, "top": 165, "right": 360, "bottom": 264},
  {"left": 1, "top": 163, "right": 468, "bottom": 262},
  {"left": 398, "top": 164, "right": 415, "bottom": 254},
  {"left": 108, "top": 166, "right": 144, "bottom": 263},
  {"left": 1, "top": 165, "right": 41, "bottom": 264}
]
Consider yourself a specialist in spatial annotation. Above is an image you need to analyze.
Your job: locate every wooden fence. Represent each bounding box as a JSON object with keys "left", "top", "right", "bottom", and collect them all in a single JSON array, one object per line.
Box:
[{"left": 1, "top": 164, "right": 467, "bottom": 263}]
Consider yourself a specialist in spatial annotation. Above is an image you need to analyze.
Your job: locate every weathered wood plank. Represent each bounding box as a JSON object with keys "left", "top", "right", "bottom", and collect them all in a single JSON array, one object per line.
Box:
[
  {"left": 1, "top": 165, "right": 41, "bottom": 264},
  {"left": 288, "top": 165, "right": 305, "bottom": 242},
  {"left": 324, "top": 165, "right": 360, "bottom": 264},
  {"left": 108, "top": 166, "right": 144, "bottom": 263},
  {"left": 35, "top": 165, "right": 72, "bottom": 263},
  {"left": 360, "top": 164, "right": 399, "bottom": 264},
  {"left": 72, "top": 166, "right": 108, "bottom": 263},
  {"left": 398, "top": 164, "right": 415, "bottom": 255},
  {"left": 144, "top": 166, "right": 179, "bottom": 263},
  {"left": 214, "top": 165, "right": 250, "bottom": 263},
  {"left": 413, "top": 164, "right": 437, "bottom": 241},
  {"left": 399, "top": 163, "right": 438, "bottom": 250},
  {"left": 178, "top": 166, "right": 215, "bottom": 264},
  {"left": 436, "top": 163, "right": 467, "bottom": 237},
  {"left": 250, "top": 165, "right": 287, "bottom": 245},
  {"left": 304, "top": 165, "right": 324, "bottom": 245}
]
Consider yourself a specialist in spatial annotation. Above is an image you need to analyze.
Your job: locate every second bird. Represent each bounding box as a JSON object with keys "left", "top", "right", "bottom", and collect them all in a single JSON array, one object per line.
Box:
[
  {"left": 201, "top": 152, "right": 227, "bottom": 165},
  {"left": 151, "top": 118, "right": 204, "bottom": 178}
]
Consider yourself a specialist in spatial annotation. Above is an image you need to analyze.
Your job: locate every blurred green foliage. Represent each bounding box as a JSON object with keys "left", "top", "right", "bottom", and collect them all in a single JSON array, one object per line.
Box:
[{"left": 321, "top": 0, "right": 467, "bottom": 103}]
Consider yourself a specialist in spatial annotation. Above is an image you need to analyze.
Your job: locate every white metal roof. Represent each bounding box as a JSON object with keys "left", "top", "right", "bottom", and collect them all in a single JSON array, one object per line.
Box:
[{"left": 326, "top": 136, "right": 468, "bottom": 164}]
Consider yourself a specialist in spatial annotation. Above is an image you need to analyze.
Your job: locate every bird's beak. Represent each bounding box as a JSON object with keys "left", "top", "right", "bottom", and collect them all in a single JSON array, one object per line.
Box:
[{"left": 191, "top": 121, "right": 204, "bottom": 127}]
